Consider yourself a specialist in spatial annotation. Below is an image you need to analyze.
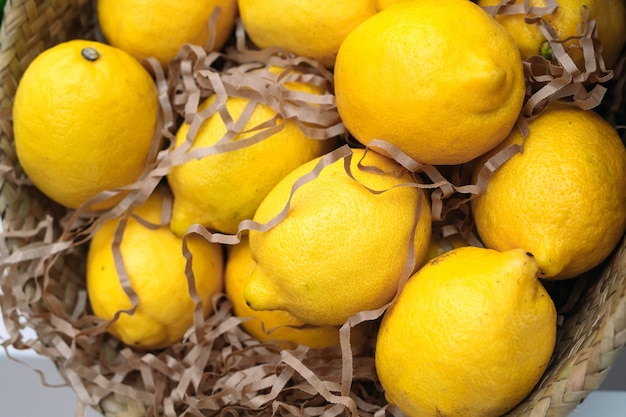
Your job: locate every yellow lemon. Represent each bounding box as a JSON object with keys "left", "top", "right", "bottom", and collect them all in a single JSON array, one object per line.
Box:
[
  {"left": 376, "top": 246, "right": 557, "bottom": 417},
  {"left": 97, "top": 0, "right": 238, "bottom": 66},
  {"left": 471, "top": 103, "right": 626, "bottom": 279},
  {"left": 376, "top": 0, "right": 410, "bottom": 10},
  {"left": 244, "top": 148, "right": 432, "bottom": 326},
  {"left": 86, "top": 191, "right": 224, "bottom": 350},
  {"left": 477, "top": 0, "right": 626, "bottom": 69},
  {"left": 425, "top": 232, "right": 469, "bottom": 262},
  {"left": 167, "top": 66, "right": 337, "bottom": 236},
  {"left": 225, "top": 235, "right": 364, "bottom": 349},
  {"left": 238, "top": 0, "right": 377, "bottom": 67},
  {"left": 334, "top": 0, "right": 526, "bottom": 165},
  {"left": 12, "top": 40, "right": 159, "bottom": 210}
]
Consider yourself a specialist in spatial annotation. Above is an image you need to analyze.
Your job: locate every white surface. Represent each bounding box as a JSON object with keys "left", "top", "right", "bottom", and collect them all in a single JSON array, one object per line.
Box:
[
  {"left": 1, "top": 351, "right": 101, "bottom": 416},
  {"left": 0, "top": 318, "right": 100, "bottom": 416},
  {"left": 571, "top": 391, "right": 626, "bottom": 416}
]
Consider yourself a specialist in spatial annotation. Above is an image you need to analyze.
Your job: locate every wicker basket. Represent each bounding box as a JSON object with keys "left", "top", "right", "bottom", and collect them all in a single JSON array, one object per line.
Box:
[{"left": 1, "top": 1, "right": 626, "bottom": 416}]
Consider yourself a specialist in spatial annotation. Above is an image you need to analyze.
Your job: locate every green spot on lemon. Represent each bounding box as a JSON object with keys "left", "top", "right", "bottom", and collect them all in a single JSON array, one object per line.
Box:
[{"left": 539, "top": 41, "right": 553, "bottom": 60}]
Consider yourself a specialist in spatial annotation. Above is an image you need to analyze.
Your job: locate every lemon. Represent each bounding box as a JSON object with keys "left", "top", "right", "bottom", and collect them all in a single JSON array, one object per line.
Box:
[
  {"left": 478, "top": 0, "right": 626, "bottom": 69},
  {"left": 376, "top": 246, "right": 557, "bottom": 417},
  {"left": 167, "top": 65, "right": 337, "bottom": 236},
  {"left": 376, "top": 0, "right": 410, "bottom": 10},
  {"left": 238, "top": 0, "right": 378, "bottom": 67},
  {"left": 12, "top": 40, "right": 159, "bottom": 210},
  {"left": 86, "top": 191, "right": 224, "bottom": 350},
  {"left": 334, "top": 0, "right": 526, "bottom": 165},
  {"left": 97, "top": 0, "right": 238, "bottom": 66},
  {"left": 471, "top": 103, "right": 626, "bottom": 280},
  {"left": 225, "top": 235, "right": 361, "bottom": 349},
  {"left": 425, "top": 232, "right": 469, "bottom": 262},
  {"left": 244, "top": 148, "right": 432, "bottom": 327}
]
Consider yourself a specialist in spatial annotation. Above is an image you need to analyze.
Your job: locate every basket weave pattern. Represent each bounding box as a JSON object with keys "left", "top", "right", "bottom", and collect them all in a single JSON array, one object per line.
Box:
[{"left": 1, "top": 1, "right": 626, "bottom": 416}]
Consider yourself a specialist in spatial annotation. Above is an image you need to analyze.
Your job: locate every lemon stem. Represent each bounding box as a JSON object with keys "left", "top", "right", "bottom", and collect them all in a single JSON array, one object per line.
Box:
[
  {"left": 81, "top": 47, "right": 100, "bottom": 62},
  {"left": 539, "top": 41, "right": 553, "bottom": 60}
]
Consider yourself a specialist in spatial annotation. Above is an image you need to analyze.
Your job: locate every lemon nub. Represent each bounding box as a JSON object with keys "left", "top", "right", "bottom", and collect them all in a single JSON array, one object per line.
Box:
[
  {"left": 539, "top": 41, "right": 553, "bottom": 60},
  {"left": 81, "top": 47, "right": 100, "bottom": 61}
]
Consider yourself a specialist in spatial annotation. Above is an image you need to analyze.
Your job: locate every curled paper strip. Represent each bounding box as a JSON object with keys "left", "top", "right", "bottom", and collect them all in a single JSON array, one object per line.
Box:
[
  {"left": 483, "top": 0, "right": 615, "bottom": 118},
  {"left": 480, "top": 0, "right": 559, "bottom": 21}
]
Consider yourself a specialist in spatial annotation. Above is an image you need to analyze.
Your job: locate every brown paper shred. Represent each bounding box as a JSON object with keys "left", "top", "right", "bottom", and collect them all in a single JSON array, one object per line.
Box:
[
  {"left": 165, "top": 18, "right": 344, "bottom": 151},
  {"left": 363, "top": 139, "right": 492, "bottom": 236},
  {"left": 339, "top": 324, "right": 355, "bottom": 397},
  {"left": 481, "top": 1, "right": 615, "bottom": 120},
  {"left": 481, "top": 0, "right": 559, "bottom": 21},
  {"left": 280, "top": 350, "right": 359, "bottom": 414},
  {"left": 202, "top": 6, "right": 223, "bottom": 54},
  {"left": 358, "top": 136, "right": 530, "bottom": 248},
  {"left": 167, "top": 53, "right": 344, "bottom": 146},
  {"left": 498, "top": 4, "right": 614, "bottom": 118},
  {"left": 145, "top": 56, "right": 179, "bottom": 149},
  {"left": 108, "top": 215, "right": 140, "bottom": 325},
  {"left": 225, "top": 20, "right": 336, "bottom": 86},
  {"left": 181, "top": 237, "right": 212, "bottom": 348},
  {"left": 0, "top": 216, "right": 70, "bottom": 264}
]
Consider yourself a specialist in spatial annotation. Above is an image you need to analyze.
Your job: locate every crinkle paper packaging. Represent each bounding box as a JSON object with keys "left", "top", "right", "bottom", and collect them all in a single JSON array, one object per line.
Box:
[{"left": 1, "top": 1, "right": 626, "bottom": 416}]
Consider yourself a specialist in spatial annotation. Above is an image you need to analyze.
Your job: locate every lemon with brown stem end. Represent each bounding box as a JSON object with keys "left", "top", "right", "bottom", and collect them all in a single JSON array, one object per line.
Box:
[
  {"left": 13, "top": 40, "right": 159, "bottom": 210},
  {"left": 471, "top": 103, "right": 626, "bottom": 279},
  {"left": 376, "top": 246, "right": 557, "bottom": 417}
]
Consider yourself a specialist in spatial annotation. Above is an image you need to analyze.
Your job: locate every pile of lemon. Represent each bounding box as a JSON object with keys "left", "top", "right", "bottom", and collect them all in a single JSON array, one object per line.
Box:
[{"left": 10, "top": 1, "right": 626, "bottom": 416}]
